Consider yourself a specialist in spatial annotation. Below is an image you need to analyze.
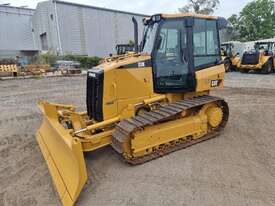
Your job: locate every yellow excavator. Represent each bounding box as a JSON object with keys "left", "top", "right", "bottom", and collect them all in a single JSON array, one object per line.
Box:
[{"left": 37, "top": 13, "right": 229, "bottom": 206}]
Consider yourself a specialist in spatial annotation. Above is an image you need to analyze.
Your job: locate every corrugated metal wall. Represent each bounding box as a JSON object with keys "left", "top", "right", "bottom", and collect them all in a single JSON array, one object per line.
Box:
[
  {"left": 0, "top": 6, "right": 36, "bottom": 51},
  {"left": 2, "top": 1, "right": 250, "bottom": 59},
  {"left": 32, "top": 2, "right": 60, "bottom": 52},
  {"left": 78, "top": 7, "right": 145, "bottom": 57},
  {"left": 55, "top": 1, "right": 146, "bottom": 56},
  {"left": 32, "top": 1, "right": 146, "bottom": 57},
  {"left": 55, "top": 3, "right": 87, "bottom": 55}
]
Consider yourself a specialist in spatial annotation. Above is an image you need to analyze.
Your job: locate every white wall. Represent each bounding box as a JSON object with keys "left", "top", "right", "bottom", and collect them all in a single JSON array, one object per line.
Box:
[
  {"left": 0, "top": 6, "right": 36, "bottom": 51},
  {"left": 32, "top": 1, "right": 147, "bottom": 57}
]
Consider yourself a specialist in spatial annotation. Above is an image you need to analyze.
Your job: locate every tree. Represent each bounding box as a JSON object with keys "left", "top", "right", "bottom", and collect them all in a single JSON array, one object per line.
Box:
[
  {"left": 227, "top": 14, "right": 241, "bottom": 40},
  {"left": 228, "top": 0, "right": 275, "bottom": 41},
  {"left": 179, "top": 0, "right": 220, "bottom": 15}
]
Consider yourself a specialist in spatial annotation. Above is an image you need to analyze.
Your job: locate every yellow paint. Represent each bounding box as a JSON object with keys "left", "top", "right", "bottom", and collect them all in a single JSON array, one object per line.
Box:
[
  {"left": 238, "top": 52, "right": 273, "bottom": 71},
  {"left": 36, "top": 102, "right": 87, "bottom": 206},
  {"left": 36, "top": 13, "right": 228, "bottom": 206},
  {"left": 196, "top": 65, "right": 225, "bottom": 92},
  {"left": 131, "top": 113, "right": 208, "bottom": 157},
  {"left": 0, "top": 64, "right": 18, "bottom": 73},
  {"left": 231, "top": 56, "right": 241, "bottom": 67},
  {"left": 101, "top": 55, "right": 225, "bottom": 121},
  {"left": 205, "top": 106, "right": 223, "bottom": 128},
  {"left": 221, "top": 50, "right": 240, "bottom": 68},
  {"left": 125, "top": 102, "right": 223, "bottom": 158},
  {"left": 36, "top": 59, "right": 225, "bottom": 206},
  {"left": 161, "top": 13, "right": 218, "bottom": 20}
]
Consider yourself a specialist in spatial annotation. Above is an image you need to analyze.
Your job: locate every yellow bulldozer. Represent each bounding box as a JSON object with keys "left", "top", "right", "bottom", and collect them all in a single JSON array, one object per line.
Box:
[
  {"left": 238, "top": 41, "right": 275, "bottom": 74},
  {"left": 37, "top": 13, "right": 229, "bottom": 205}
]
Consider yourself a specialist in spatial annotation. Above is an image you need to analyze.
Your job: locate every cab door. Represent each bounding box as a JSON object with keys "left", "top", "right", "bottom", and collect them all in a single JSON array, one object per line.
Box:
[{"left": 152, "top": 19, "right": 195, "bottom": 93}]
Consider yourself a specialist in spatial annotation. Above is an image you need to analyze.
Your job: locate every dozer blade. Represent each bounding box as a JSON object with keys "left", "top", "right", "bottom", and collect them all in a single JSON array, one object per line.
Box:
[{"left": 36, "top": 102, "right": 87, "bottom": 206}]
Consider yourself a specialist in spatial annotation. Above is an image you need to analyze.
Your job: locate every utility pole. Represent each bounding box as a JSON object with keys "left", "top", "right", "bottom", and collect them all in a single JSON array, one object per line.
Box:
[{"left": 271, "top": 1, "right": 275, "bottom": 38}]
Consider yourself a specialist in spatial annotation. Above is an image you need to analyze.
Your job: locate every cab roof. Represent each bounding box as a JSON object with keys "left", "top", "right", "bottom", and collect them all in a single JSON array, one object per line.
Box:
[
  {"left": 145, "top": 13, "right": 218, "bottom": 23},
  {"left": 161, "top": 13, "right": 218, "bottom": 20},
  {"left": 144, "top": 13, "right": 227, "bottom": 29}
]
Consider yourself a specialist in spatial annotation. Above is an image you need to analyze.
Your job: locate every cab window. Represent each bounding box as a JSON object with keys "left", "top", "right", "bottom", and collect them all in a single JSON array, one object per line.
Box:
[{"left": 193, "top": 19, "right": 220, "bottom": 69}]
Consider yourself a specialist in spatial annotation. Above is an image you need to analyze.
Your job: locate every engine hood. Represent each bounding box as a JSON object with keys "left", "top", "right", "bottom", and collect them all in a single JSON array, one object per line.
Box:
[{"left": 90, "top": 53, "right": 152, "bottom": 73}]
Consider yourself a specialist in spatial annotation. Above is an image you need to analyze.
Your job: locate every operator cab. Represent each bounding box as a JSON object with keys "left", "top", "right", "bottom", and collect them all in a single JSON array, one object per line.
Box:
[
  {"left": 221, "top": 43, "right": 233, "bottom": 57},
  {"left": 140, "top": 14, "right": 226, "bottom": 93},
  {"left": 254, "top": 42, "right": 275, "bottom": 56}
]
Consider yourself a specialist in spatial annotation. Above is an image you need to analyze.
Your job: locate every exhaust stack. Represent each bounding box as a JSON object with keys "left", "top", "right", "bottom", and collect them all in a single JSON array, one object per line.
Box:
[{"left": 132, "top": 17, "right": 139, "bottom": 53}]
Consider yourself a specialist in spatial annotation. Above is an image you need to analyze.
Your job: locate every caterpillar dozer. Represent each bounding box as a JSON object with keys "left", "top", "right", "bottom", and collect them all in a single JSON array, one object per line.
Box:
[
  {"left": 238, "top": 41, "right": 275, "bottom": 74},
  {"left": 221, "top": 41, "right": 242, "bottom": 72},
  {"left": 36, "top": 13, "right": 229, "bottom": 206}
]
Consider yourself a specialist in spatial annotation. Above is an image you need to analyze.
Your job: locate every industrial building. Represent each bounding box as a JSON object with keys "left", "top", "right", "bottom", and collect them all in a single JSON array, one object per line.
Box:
[
  {"left": 32, "top": 1, "right": 147, "bottom": 57},
  {"left": 0, "top": 5, "right": 38, "bottom": 62},
  {"left": 0, "top": 0, "right": 235, "bottom": 61},
  {"left": 0, "top": 0, "right": 147, "bottom": 61}
]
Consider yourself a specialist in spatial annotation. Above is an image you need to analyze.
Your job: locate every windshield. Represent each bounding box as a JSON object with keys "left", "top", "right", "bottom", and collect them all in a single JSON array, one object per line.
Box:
[
  {"left": 255, "top": 43, "right": 269, "bottom": 51},
  {"left": 142, "top": 23, "right": 158, "bottom": 54},
  {"left": 221, "top": 44, "right": 231, "bottom": 56}
]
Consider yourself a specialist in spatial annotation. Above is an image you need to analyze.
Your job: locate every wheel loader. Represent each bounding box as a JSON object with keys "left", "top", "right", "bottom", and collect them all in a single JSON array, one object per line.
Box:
[
  {"left": 238, "top": 41, "right": 275, "bottom": 74},
  {"left": 36, "top": 13, "right": 229, "bottom": 206},
  {"left": 221, "top": 41, "right": 242, "bottom": 72}
]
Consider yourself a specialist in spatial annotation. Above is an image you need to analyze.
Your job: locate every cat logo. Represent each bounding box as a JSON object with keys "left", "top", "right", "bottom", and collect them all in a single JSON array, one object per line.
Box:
[
  {"left": 211, "top": 80, "right": 220, "bottom": 87},
  {"left": 138, "top": 62, "right": 145, "bottom": 68},
  {"left": 88, "top": 72, "right": 96, "bottom": 78}
]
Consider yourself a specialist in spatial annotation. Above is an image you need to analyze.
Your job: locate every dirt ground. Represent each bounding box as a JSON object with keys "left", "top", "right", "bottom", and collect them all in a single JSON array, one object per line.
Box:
[{"left": 1, "top": 72, "right": 275, "bottom": 206}]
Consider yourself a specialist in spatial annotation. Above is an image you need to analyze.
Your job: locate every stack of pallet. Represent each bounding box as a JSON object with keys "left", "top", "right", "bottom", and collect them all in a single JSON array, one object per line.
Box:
[
  {"left": 0, "top": 59, "right": 18, "bottom": 77},
  {"left": 22, "top": 64, "right": 51, "bottom": 76}
]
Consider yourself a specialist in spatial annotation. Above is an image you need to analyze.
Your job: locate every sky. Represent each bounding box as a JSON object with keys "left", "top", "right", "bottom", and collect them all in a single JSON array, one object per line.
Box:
[{"left": 0, "top": 0, "right": 252, "bottom": 18}]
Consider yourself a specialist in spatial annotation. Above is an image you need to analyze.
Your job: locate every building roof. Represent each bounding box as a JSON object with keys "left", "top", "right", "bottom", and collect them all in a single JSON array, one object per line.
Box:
[
  {"left": 0, "top": 5, "right": 35, "bottom": 16},
  {"left": 0, "top": 5, "right": 35, "bottom": 11},
  {"left": 54, "top": 0, "right": 149, "bottom": 17}
]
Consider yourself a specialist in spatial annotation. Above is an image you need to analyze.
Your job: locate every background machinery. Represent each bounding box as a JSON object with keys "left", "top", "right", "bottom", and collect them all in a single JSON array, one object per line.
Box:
[
  {"left": 221, "top": 41, "right": 243, "bottom": 72},
  {"left": 238, "top": 41, "right": 275, "bottom": 74},
  {"left": 55, "top": 60, "right": 82, "bottom": 75},
  {"left": 36, "top": 13, "right": 229, "bottom": 206},
  {"left": 116, "top": 44, "right": 135, "bottom": 55}
]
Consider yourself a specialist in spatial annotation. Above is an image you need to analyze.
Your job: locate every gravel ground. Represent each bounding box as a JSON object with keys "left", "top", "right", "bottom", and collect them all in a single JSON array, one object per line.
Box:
[{"left": 0, "top": 72, "right": 275, "bottom": 206}]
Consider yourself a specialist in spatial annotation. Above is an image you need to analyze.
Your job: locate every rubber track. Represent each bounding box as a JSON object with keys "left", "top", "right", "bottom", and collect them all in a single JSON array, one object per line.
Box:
[{"left": 111, "top": 95, "right": 229, "bottom": 165}]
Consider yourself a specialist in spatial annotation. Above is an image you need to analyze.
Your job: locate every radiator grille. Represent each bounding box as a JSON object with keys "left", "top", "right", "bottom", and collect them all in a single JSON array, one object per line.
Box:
[
  {"left": 241, "top": 52, "right": 259, "bottom": 65},
  {"left": 86, "top": 69, "right": 104, "bottom": 121}
]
